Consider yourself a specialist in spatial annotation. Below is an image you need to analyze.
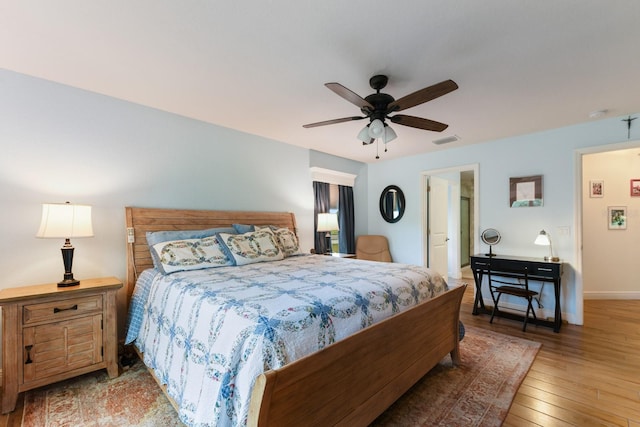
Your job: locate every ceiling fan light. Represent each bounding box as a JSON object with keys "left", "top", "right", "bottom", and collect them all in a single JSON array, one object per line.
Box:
[
  {"left": 357, "top": 125, "right": 370, "bottom": 143},
  {"left": 368, "top": 119, "right": 385, "bottom": 139},
  {"left": 383, "top": 125, "right": 397, "bottom": 144}
]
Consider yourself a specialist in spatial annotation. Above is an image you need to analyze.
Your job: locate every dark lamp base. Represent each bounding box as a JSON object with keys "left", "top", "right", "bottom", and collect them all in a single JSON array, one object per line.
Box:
[{"left": 58, "top": 278, "right": 80, "bottom": 287}]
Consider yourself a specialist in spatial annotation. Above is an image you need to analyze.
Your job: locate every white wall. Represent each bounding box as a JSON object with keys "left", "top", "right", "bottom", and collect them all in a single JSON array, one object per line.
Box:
[
  {"left": 582, "top": 146, "right": 640, "bottom": 298},
  {"left": 366, "top": 116, "right": 640, "bottom": 325}
]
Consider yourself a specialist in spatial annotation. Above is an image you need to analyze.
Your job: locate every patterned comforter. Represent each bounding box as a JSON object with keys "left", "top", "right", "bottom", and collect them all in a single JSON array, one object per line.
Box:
[{"left": 125, "top": 254, "right": 448, "bottom": 427}]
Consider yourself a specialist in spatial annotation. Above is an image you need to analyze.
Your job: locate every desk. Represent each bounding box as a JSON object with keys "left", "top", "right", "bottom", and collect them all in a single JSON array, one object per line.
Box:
[{"left": 470, "top": 254, "right": 564, "bottom": 332}]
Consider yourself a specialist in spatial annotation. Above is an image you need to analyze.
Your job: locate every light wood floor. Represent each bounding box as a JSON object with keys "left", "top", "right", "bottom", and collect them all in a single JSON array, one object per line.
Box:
[
  {"left": 456, "top": 281, "right": 640, "bottom": 427},
  {"left": 1, "top": 284, "right": 638, "bottom": 426}
]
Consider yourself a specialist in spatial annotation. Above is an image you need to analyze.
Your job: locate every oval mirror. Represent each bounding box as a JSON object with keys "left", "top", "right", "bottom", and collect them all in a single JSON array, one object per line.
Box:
[
  {"left": 480, "top": 228, "right": 501, "bottom": 257},
  {"left": 379, "top": 185, "right": 405, "bottom": 223}
]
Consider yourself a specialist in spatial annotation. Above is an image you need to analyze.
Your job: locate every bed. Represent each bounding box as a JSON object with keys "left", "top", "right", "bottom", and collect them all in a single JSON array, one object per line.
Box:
[{"left": 123, "top": 207, "right": 466, "bottom": 427}]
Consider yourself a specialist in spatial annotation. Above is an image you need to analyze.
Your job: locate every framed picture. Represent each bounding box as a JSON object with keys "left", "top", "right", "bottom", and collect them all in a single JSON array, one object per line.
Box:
[
  {"left": 631, "top": 179, "right": 640, "bottom": 197},
  {"left": 509, "top": 175, "right": 543, "bottom": 207},
  {"left": 608, "top": 206, "right": 627, "bottom": 230},
  {"left": 589, "top": 180, "right": 604, "bottom": 198}
]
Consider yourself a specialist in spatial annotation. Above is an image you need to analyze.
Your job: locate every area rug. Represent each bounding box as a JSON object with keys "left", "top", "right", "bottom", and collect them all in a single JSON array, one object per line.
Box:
[{"left": 21, "top": 326, "right": 540, "bottom": 427}]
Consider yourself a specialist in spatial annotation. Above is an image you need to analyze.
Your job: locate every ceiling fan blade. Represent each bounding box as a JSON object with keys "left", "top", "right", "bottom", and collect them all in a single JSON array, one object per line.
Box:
[
  {"left": 325, "top": 82, "right": 374, "bottom": 111},
  {"left": 387, "top": 79, "right": 458, "bottom": 113},
  {"left": 302, "top": 116, "right": 366, "bottom": 128},
  {"left": 389, "top": 114, "right": 449, "bottom": 132}
]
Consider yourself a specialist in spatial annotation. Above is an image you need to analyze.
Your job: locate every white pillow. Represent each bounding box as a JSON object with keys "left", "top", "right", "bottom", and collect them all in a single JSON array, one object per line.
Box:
[
  {"left": 217, "top": 228, "right": 284, "bottom": 265},
  {"left": 152, "top": 235, "right": 232, "bottom": 274}
]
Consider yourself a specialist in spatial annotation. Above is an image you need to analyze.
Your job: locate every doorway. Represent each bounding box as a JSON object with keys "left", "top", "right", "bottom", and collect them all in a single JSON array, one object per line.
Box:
[{"left": 422, "top": 164, "right": 479, "bottom": 279}]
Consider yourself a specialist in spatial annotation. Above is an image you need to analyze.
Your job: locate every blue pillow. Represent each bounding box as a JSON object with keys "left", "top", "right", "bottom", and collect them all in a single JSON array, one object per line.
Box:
[
  {"left": 232, "top": 223, "right": 255, "bottom": 234},
  {"left": 146, "top": 227, "right": 236, "bottom": 270}
]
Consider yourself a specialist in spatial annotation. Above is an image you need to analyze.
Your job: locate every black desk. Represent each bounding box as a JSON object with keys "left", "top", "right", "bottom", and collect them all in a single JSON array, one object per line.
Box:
[{"left": 470, "top": 254, "right": 564, "bottom": 332}]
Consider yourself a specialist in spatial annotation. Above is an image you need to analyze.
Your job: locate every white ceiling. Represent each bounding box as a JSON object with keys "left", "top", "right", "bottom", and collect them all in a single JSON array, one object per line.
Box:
[{"left": 2, "top": 1, "right": 639, "bottom": 163}]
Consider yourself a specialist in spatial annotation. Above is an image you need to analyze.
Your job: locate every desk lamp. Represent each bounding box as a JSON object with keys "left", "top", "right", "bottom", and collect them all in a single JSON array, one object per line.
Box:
[
  {"left": 36, "top": 202, "right": 94, "bottom": 287},
  {"left": 534, "top": 229, "right": 559, "bottom": 262},
  {"left": 317, "top": 213, "right": 339, "bottom": 254}
]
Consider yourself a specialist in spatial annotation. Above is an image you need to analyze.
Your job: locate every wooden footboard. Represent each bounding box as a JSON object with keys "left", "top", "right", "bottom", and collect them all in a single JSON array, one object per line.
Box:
[{"left": 248, "top": 284, "right": 466, "bottom": 427}]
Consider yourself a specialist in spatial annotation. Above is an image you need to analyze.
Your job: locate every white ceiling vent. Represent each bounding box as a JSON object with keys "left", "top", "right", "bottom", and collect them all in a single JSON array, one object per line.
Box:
[{"left": 432, "top": 135, "right": 460, "bottom": 145}]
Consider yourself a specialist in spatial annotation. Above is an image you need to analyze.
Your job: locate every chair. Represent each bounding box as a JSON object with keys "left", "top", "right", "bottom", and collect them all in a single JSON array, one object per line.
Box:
[
  {"left": 488, "top": 266, "right": 538, "bottom": 331},
  {"left": 355, "top": 235, "right": 392, "bottom": 262}
]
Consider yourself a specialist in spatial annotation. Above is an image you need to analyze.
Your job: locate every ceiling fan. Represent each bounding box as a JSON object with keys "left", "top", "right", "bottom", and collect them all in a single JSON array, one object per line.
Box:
[{"left": 303, "top": 75, "right": 458, "bottom": 144}]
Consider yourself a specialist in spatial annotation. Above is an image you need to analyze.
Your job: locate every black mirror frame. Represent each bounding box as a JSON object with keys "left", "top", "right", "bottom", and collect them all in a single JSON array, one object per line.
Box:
[{"left": 379, "top": 185, "right": 405, "bottom": 223}]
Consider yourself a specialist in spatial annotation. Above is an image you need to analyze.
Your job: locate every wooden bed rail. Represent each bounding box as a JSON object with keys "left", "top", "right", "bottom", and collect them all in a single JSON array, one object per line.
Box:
[{"left": 248, "top": 284, "right": 466, "bottom": 427}]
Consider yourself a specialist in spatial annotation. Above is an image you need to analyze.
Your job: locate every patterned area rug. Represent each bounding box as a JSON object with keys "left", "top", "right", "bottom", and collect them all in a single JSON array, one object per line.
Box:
[{"left": 21, "top": 326, "right": 540, "bottom": 427}]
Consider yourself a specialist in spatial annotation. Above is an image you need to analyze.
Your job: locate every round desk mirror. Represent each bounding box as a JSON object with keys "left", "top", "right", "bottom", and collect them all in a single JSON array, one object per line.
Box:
[
  {"left": 480, "top": 228, "right": 501, "bottom": 257},
  {"left": 379, "top": 185, "right": 405, "bottom": 223}
]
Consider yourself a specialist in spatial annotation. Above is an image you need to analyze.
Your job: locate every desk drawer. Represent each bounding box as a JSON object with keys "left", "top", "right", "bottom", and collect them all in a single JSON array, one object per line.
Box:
[
  {"left": 529, "top": 264, "right": 561, "bottom": 278},
  {"left": 23, "top": 295, "right": 103, "bottom": 325}
]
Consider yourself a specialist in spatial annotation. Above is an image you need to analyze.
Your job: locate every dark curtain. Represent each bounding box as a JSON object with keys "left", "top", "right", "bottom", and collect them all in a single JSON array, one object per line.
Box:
[
  {"left": 338, "top": 185, "right": 355, "bottom": 254},
  {"left": 313, "top": 181, "right": 330, "bottom": 254}
]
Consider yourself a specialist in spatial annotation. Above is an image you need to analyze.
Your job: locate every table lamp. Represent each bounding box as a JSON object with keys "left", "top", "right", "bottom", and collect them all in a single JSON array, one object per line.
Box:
[
  {"left": 317, "top": 213, "right": 339, "bottom": 254},
  {"left": 36, "top": 202, "right": 94, "bottom": 287},
  {"left": 534, "top": 229, "right": 559, "bottom": 262}
]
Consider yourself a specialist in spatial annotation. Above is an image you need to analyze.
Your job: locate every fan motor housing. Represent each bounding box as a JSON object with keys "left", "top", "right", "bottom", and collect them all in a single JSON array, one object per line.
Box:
[{"left": 363, "top": 93, "right": 395, "bottom": 118}]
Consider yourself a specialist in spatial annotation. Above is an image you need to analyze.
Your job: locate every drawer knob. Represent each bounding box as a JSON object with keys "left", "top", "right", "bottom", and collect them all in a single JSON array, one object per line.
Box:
[{"left": 53, "top": 304, "right": 78, "bottom": 314}]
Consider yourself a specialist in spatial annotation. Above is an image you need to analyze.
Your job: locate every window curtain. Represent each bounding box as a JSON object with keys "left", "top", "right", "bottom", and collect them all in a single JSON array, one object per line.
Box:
[
  {"left": 338, "top": 185, "right": 355, "bottom": 254},
  {"left": 313, "top": 181, "right": 330, "bottom": 254}
]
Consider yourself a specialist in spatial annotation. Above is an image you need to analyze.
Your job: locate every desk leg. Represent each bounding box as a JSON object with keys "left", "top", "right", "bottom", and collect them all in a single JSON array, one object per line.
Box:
[
  {"left": 472, "top": 270, "right": 486, "bottom": 315},
  {"left": 554, "top": 278, "right": 562, "bottom": 332}
]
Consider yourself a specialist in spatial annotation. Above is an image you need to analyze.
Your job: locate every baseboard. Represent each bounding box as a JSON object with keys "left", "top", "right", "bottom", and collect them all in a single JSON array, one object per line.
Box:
[{"left": 583, "top": 291, "right": 640, "bottom": 300}]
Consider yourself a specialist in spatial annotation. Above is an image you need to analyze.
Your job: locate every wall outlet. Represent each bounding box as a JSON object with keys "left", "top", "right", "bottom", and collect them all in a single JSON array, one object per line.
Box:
[{"left": 127, "top": 227, "right": 135, "bottom": 243}]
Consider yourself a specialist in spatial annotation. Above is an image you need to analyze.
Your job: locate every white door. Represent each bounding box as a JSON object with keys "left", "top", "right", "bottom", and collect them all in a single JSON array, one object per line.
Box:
[{"left": 427, "top": 176, "right": 449, "bottom": 277}]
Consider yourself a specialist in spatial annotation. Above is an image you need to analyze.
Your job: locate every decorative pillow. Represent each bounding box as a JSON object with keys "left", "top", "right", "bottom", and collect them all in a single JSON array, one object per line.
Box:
[
  {"left": 256, "top": 226, "right": 301, "bottom": 257},
  {"left": 146, "top": 227, "right": 236, "bottom": 270},
  {"left": 217, "top": 228, "right": 284, "bottom": 266},
  {"left": 151, "top": 235, "right": 233, "bottom": 274}
]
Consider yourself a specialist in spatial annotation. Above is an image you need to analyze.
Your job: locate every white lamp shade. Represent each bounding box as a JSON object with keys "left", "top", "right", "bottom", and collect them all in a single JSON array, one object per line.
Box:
[
  {"left": 534, "top": 230, "right": 550, "bottom": 246},
  {"left": 368, "top": 119, "right": 385, "bottom": 139},
  {"left": 317, "top": 213, "right": 339, "bottom": 232},
  {"left": 36, "top": 203, "right": 94, "bottom": 238},
  {"left": 383, "top": 125, "right": 397, "bottom": 143},
  {"left": 357, "top": 126, "right": 370, "bottom": 143}
]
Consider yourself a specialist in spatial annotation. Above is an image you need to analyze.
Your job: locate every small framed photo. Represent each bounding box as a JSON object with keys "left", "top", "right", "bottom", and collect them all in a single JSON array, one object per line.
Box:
[
  {"left": 608, "top": 206, "right": 627, "bottom": 230},
  {"left": 509, "top": 175, "right": 543, "bottom": 207},
  {"left": 631, "top": 179, "right": 640, "bottom": 197},
  {"left": 589, "top": 180, "right": 604, "bottom": 198}
]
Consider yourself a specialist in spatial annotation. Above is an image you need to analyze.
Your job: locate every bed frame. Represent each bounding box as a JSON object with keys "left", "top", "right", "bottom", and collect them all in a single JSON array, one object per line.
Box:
[{"left": 124, "top": 207, "right": 465, "bottom": 427}]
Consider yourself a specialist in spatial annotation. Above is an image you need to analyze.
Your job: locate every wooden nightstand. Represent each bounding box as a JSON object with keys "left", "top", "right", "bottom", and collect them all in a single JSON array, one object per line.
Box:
[{"left": 0, "top": 277, "right": 122, "bottom": 413}]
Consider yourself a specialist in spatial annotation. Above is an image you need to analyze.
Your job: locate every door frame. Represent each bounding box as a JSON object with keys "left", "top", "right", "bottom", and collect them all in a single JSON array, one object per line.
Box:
[{"left": 421, "top": 163, "right": 479, "bottom": 279}]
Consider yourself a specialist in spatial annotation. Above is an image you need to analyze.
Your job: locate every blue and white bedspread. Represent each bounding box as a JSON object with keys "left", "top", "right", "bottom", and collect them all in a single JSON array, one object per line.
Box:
[{"left": 125, "top": 254, "right": 448, "bottom": 427}]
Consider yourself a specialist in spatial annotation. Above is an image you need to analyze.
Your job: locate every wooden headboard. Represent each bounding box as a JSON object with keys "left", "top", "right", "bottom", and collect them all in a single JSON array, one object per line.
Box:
[{"left": 124, "top": 207, "right": 298, "bottom": 305}]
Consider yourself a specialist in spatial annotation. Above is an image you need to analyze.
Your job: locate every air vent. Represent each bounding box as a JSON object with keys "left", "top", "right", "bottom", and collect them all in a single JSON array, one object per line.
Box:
[{"left": 432, "top": 135, "right": 460, "bottom": 145}]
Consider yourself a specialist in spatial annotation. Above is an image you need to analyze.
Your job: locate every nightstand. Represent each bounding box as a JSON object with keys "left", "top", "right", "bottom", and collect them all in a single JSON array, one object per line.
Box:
[{"left": 0, "top": 277, "right": 122, "bottom": 413}]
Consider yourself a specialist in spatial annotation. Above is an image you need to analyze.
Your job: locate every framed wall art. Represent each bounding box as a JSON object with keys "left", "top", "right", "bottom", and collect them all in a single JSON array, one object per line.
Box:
[
  {"left": 630, "top": 179, "right": 640, "bottom": 197},
  {"left": 509, "top": 175, "right": 543, "bottom": 207},
  {"left": 608, "top": 206, "right": 627, "bottom": 230},
  {"left": 589, "top": 180, "right": 604, "bottom": 198}
]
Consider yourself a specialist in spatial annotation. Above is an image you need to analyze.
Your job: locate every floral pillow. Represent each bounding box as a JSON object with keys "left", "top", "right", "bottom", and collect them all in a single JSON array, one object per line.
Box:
[
  {"left": 256, "top": 226, "right": 301, "bottom": 257},
  {"left": 151, "top": 235, "right": 233, "bottom": 274},
  {"left": 217, "top": 228, "right": 284, "bottom": 265},
  {"left": 146, "top": 227, "right": 235, "bottom": 270}
]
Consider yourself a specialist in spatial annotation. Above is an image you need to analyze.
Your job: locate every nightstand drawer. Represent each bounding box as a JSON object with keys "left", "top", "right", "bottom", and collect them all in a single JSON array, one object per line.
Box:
[{"left": 23, "top": 295, "right": 103, "bottom": 325}]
